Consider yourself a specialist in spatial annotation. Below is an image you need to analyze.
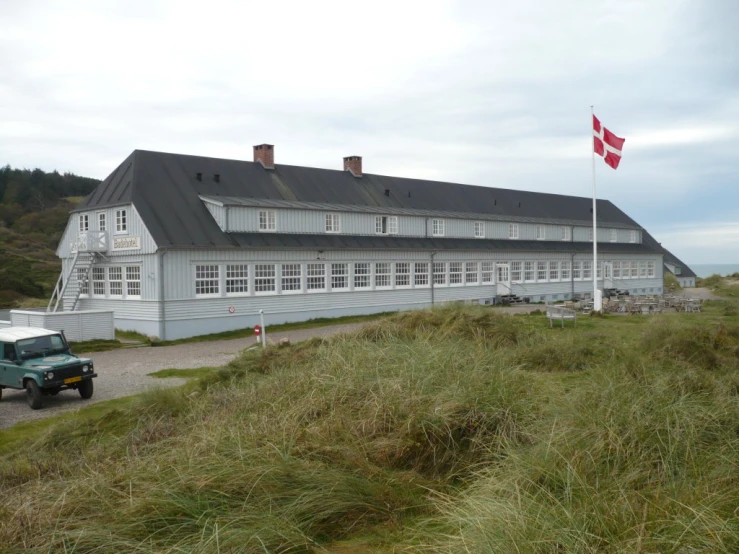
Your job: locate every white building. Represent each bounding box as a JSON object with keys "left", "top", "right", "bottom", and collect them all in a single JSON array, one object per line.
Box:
[{"left": 53, "top": 145, "right": 667, "bottom": 339}]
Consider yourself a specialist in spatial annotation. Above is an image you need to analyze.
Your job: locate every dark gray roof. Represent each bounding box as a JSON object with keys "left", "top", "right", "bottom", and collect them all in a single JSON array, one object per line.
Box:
[
  {"left": 641, "top": 231, "right": 696, "bottom": 277},
  {"left": 230, "top": 233, "right": 661, "bottom": 254},
  {"left": 76, "top": 149, "right": 645, "bottom": 249}
]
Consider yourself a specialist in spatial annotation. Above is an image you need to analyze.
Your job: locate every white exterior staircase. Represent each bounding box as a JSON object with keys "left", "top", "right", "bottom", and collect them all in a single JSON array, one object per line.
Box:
[{"left": 47, "top": 231, "right": 108, "bottom": 313}]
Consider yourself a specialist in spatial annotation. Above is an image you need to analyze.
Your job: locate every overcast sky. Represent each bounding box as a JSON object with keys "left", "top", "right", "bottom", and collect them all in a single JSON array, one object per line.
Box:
[{"left": 2, "top": 0, "right": 737, "bottom": 265}]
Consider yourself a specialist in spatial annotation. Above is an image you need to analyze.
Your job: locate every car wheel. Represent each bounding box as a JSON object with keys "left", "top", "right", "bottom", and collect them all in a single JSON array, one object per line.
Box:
[
  {"left": 26, "top": 380, "right": 43, "bottom": 410},
  {"left": 78, "top": 379, "right": 93, "bottom": 400}
]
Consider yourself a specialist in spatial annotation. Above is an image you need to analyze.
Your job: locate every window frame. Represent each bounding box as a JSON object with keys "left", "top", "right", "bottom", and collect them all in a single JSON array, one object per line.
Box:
[
  {"left": 374, "top": 262, "right": 392, "bottom": 289},
  {"left": 561, "top": 226, "right": 571, "bottom": 241},
  {"left": 115, "top": 209, "right": 127, "bottom": 234},
  {"left": 465, "top": 262, "right": 479, "bottom": 285},
  {"left": 281, "top": 263, "right": 303, "bottom": 293},
  {"left": 92, "top": 266, "right": 106, "bottom": 297},
  {"left": 549, "top": 261, "right": 559, "bottom": 281},
  {"left": 108, "top": 267, "right": 123, "bottom": 297},
  {"left": 325, "top": 213, "right": 340, "bottom": 234},
  {"left": 524, "top": 261, "right": 535, "bottom": 282},
  {"left": 79, "top": 214, "right": 89, "bottom": 232},
  {"left": 511, "top": 261, "right": 522, "bottom": 283},
  {"left": 254, "top": 264, "right": 277, "bottom": 294},
  {"left": 331, "top": 263, "right": 349, "bottom": 290},
  {"left": 432, "top": 262, "right": 447, "bottom": 285},
  {"left": 97, "top": 212, "right": 106, "bottom": 232},
  {"left": 508, "top": 223, "right": 519, "bottom": 240},
  {"left": 258, "top": 210, "right": 277, "bottom": 232},
  {"left": 225, "top": 264, "right": 249, "bottom": 296},
  {"left": 537, "top": 261, "right": 547, "bottom": 282},
  {"left": 194, "top": 264, "right": 219, "bottom": 297},
  {"left": 432, "top": 219, "right": 445, "bottom": 237},
  {"left": 306, "top": 263, "right": 327, "bottom": 292},
  {"left": 354, "top": 263, "right": 371, "bottom": 289},
  {"left": 610, "top": 229, "right": 617, "bottom": 242},
  {"left": 375, "top": 215, "right": 398, "bottom": 235},
  {"left": 560, "top": 261, "right": 571, "bottom": 281},
  {"left": 536, "top": 225, "right": 545, "bottom": 240},
  {"left": 449, "top": 262, "right": 463, "bottom": 286},
  {"left": 629, "top": 230, "right": 637, "bottom": 243},
  {"left": 481, "top": 262, "right": 494, "bottom": 284},
  {"left": 414, "top": 262, "right": 429, "bottom": 287},
  {"left": 474, "top": 221, "right": 485, "bottom": 238},
  {"left": 125, "top": 266, "right": 142, "bottom": 298}
]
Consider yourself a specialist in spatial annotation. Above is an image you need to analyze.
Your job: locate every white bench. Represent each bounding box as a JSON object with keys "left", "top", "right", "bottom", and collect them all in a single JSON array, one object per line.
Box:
[{"left": 546, "top": 305, "right": 577, "bottom": 328}]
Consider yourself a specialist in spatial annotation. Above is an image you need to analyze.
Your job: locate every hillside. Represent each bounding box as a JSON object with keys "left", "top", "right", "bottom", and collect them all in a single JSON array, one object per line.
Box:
[
  {"left": 0, "top": 304, "right": 737, "bottom": 552},
  {"left": 0, "top": 165, "right": 100, "bottom": 307}
]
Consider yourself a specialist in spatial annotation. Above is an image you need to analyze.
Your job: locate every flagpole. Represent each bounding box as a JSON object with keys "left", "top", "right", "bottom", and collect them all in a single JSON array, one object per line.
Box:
[{"left": 591, "top": 105, "right": 600, "bottom": 311}]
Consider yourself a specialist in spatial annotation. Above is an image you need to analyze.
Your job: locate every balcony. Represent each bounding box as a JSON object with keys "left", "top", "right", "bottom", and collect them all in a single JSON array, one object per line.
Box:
[{"left": 72, "top": 231, "right": 108, "bottom": 253}]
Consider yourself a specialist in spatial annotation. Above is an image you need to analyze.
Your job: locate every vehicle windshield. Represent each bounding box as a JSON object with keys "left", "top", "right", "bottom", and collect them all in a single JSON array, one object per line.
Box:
[{"left": 17, "top": 334, "right": 68, "bottom": 360}]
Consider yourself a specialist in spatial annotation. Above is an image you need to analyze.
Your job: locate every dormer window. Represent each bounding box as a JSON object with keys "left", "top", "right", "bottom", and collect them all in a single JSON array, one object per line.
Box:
[
  {"left": 561, "top": 226, "right": 571, "bottom": 241},
  {"left": 629, "top": 230, "right": 637, "bottom": 243},
  {"left": 375, "top": 216, "right": 398, "bottom": 235},
  {"left": 432, "top": 219, "right": 444, "bottom": 237},
  {"left": 325, "top": 213, "right": 340, "bottom": 233},
  {"left": 508, "top": 223, "right": 519, "bottom": 239},
  {"left": 610, "top": 229, "right": 617, "bottom": 242},
  {"left": 259, "top": 210, "right": 276, "bottom": 231},
  {"left": 474, "top": 221, "right": 485, "bottom": 238},
  {"left": 536, "top": 225, "right": 545, "bottom": 240}
]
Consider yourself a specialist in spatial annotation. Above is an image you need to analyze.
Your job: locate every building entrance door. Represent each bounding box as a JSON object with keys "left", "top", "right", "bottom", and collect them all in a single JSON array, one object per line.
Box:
[{"left": 496, "top": 263, "right": 510, "bottom": 296}]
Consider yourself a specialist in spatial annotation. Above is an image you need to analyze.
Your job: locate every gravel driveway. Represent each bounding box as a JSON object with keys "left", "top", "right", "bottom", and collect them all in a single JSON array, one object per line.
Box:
[{"left": 0, "top": 322, "right": 367, "bottom": 430}]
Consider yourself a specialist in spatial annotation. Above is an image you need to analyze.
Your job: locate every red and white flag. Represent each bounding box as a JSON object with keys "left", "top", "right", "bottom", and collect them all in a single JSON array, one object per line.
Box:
[{"left": 593, "top": 115, "right": 625, "bottom": 170}]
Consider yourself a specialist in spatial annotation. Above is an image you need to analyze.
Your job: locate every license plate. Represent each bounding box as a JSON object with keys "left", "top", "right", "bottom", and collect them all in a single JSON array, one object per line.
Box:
[{"left": 64, "top": 376, "right": 82, "bottom": 384}]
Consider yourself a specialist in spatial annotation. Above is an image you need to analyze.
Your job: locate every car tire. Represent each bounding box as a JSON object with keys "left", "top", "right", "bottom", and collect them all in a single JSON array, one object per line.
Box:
[
  {"left": 78, "top": 379, "right": 93, "bottom": 400},
  {"left": 26, "top": 380, "right": 43, "bottom": 410}
]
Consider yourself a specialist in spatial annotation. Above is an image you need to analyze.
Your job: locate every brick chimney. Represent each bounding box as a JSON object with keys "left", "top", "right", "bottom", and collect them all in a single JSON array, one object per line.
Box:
[
  {"left": 343, "top": 155, "right": 362, "bottom": 177},
  {"left": 253, "top": 144, "right": 274, "bottom": 169}
]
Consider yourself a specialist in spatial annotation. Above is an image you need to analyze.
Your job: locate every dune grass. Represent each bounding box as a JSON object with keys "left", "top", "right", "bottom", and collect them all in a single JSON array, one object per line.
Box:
[{"left": 0, "top": 305, "right": 737, "bottom": 553}]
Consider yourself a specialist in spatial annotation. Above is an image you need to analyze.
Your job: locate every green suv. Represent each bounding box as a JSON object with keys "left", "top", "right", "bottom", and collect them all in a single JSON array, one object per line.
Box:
[{"left": 0, "top": 327, "right": 97, "bottom": 410}]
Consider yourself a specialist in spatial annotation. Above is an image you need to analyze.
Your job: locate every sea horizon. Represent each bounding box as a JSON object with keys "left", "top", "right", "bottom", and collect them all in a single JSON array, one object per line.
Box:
[{"left": 690, "top": 263, "right": 739, "bottom": 278}]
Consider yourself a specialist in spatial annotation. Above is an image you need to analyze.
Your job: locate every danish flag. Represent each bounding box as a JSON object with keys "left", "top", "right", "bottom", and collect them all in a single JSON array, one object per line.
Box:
[{"left": 593, "top": 115, "right": 625, "bottom": 170}]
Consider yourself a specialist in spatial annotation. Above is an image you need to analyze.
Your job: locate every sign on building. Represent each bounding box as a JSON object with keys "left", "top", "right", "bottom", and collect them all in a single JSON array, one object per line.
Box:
[{"left": 112, "top": 236, "right": 141, "bottom": 251}]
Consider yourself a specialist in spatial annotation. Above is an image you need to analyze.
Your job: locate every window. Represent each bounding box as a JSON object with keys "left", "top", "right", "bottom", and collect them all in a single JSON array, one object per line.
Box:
[
  {"left": 549, "top": 261, "right": 559, "bottom": 281},
  {"left": 414, "top": 263, "right": 429, "bottom": 286},
  {"left": 375, "top": 262, "right": 391, "bottom": 288},
  {"left": 433, "top": 262, "right": 447, "bottom": 285},
  {"left": 613, "top": 261, "right": 621, "bottom": 279},
  {"left": 630, "top": 261, "right": 638, "bottom": 278},
  {"left": 79, "top": 214, "right": 89, "bottom": 232},
  {"left": 259, "top": 210, "right": 276, "bottom": 231},
  {"left": 474, "top": 222, "right": 485, "bottom": 238},
  {"left": 109, "top": 267, "right": 122, "bottom": 296},
  {"left": 509, "top": 223, "right": 519, "bottom": 239},
  {"left": 226, "top": 264, "right": 248, "bottom": 294},
  {"left": 465, "top": 262, "right": 478, "bottom": 284},
  {"left": 195, "top": 265, "right": 218, "bottom": 296},
  {"left": 537, "top": 261, "right": 547, "bottom": 281},
  {"left": 281, "top": 264, "right": 302, "bottom": 292},
  {"left": 92, "top": 267, "right": 105, "bottom": 296},
  {"left": 432, "top": 219, "right": 444, "bottom": 237},
  {"left": 307, "top": 263, "right": 326, "bottom": 291},
  {"left": 375, "top": 216, "right": 398, "bottom": 235},
  {"left": 560, "top": 261, "right": 571, "bottom": 280},
  {"left": 638, "top": 261, "right": 647, "bottom": 278},
  {"left": 597, "top": 262, "right": 602, "bottom": 279},
  {"left": 325, "top": 213, "right": 340, "bottom": 233},
  {"left": 610, "top": 229, "right": 617, "bottom": 242},
  {"left": 522, "top": 261, "right": 534, "bottom": 282},
  {"left": 573, "top": 261, "right": 582, "bottom": 280},
  {"left": 115, "top": 209, "right": 127, "bottom": 233},
  {"left": 536, "top": 225, "right": 545, "bottom": 240},
  {"left": 98, "top": 212, "right": 106, "bottom": 232},
  {"left": 254, "top": 264, "right": 276, "bottom": 293},
  {"left": 647, "top": 261, "right": 655, "bottom": 278},
  {"left": 354, "top": 263, "right": 371, "bottom": 288},
  {"left": 126, "top": 266, "right": 141, "bottom": 297},
  {"left": 629, "top": 230, "right": 637, "bottom": 243},
  {"left": 395, "top": 263, "right": 410, "bottom": 287},
  {"left": 449, "top": 262, "right": 463, "bottom": 285},
  {"left": 561, "top": 226, "right": 571, "bottom": 241},
  {"left": 77, "top": 268, "right": 89, "bottom": 295},
  {"left": 588, "top": 228, "right": 594, "bottom": 242},
  {"left": 481, "top": 262, "right": 494, "bottom": 283},
  {"left": 332, "top": 264, "right": 349, "bottom": 290},
  {"left": 583, "top": 261, "right": 592, "bottom": 280},
  {"left": 511, "top": 261, "right": 522, "bottom": 282}
]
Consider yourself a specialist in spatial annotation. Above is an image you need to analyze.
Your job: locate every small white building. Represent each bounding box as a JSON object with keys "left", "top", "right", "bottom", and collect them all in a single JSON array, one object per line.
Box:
[{"left": 53, "top": 146, "right": 667, "bottom": 340}]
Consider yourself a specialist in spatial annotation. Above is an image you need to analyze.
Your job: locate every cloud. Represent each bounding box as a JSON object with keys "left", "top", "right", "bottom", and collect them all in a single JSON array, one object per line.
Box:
[{"left": 0, "top": 0, "right": 737, "bottom": 266}]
